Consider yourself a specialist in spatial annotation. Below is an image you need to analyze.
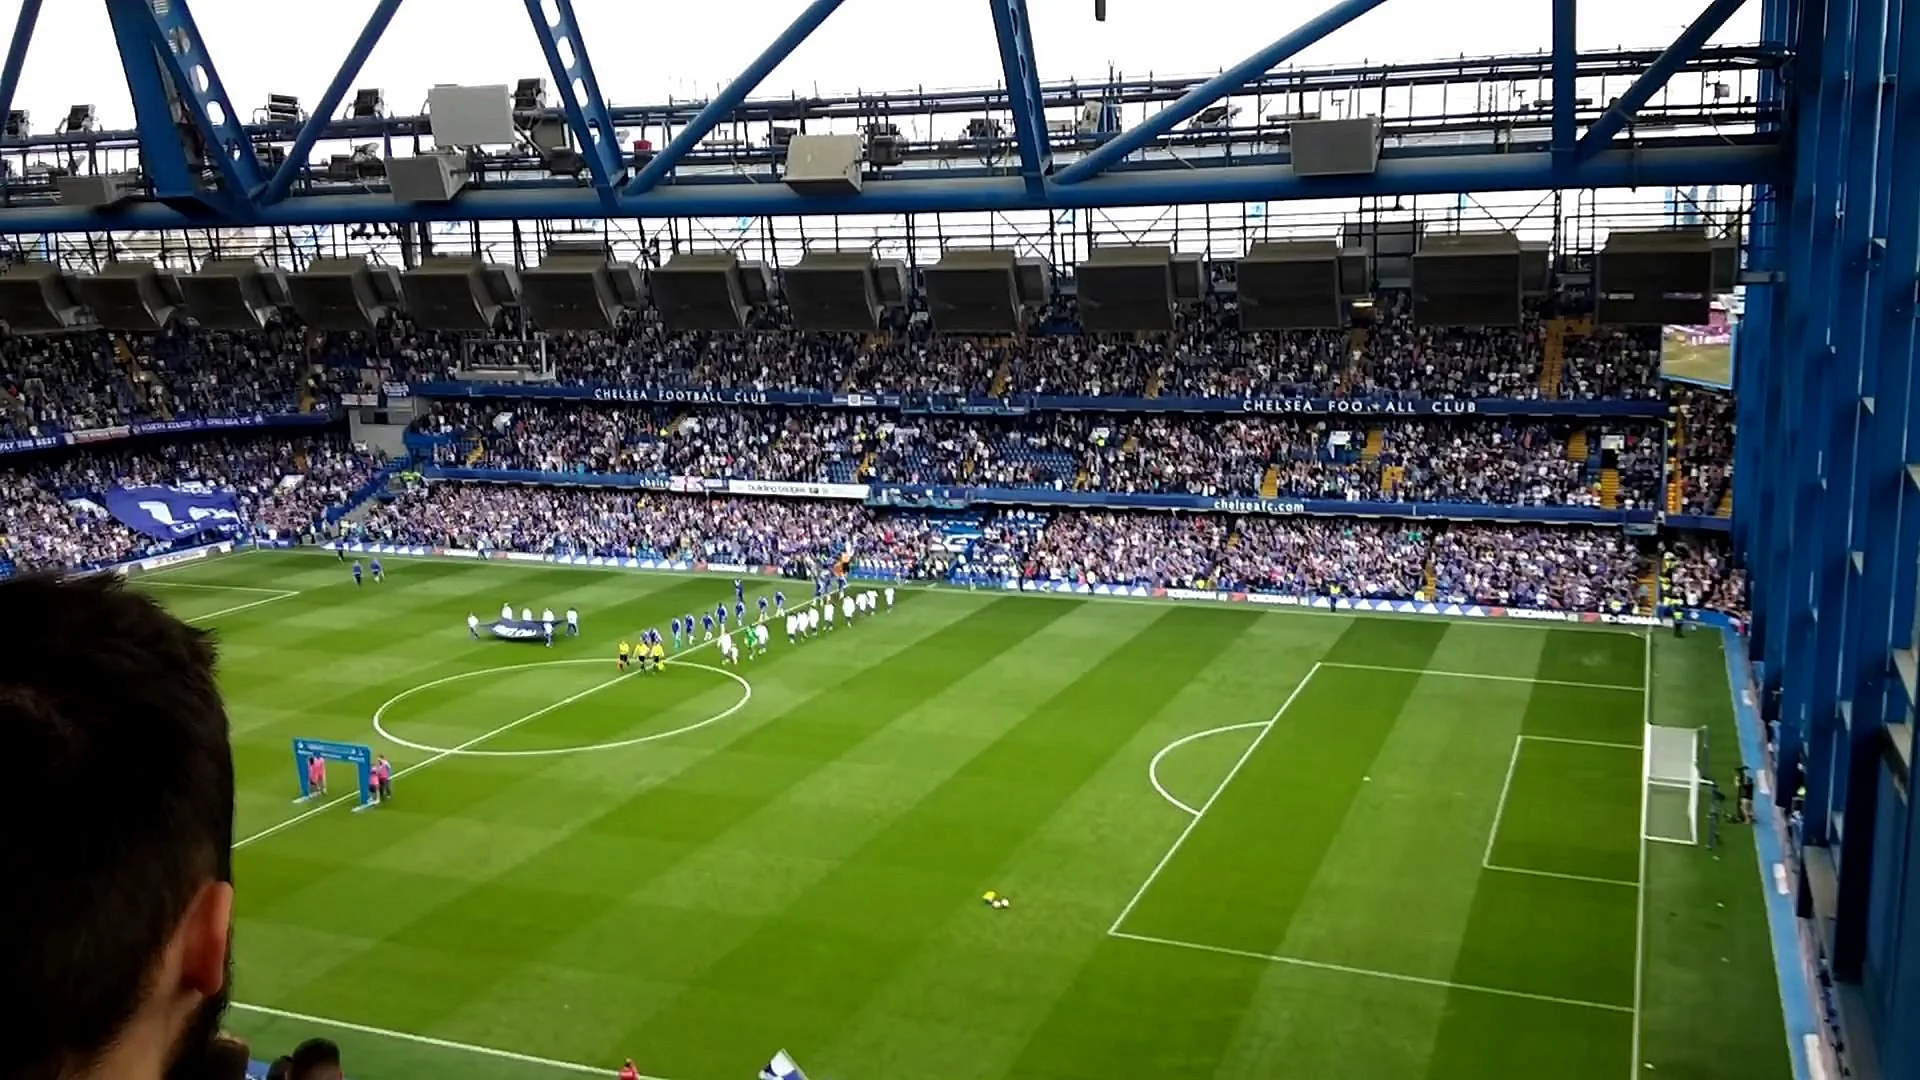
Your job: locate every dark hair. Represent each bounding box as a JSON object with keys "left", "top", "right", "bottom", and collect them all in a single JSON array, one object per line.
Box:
[
  {"left": 287, "top": 1039, "right": 341, "bottom": 1080},
  {"left": 265, "top": 1057, "right": 294, "bottom": 1080},
  {"left": 0, "top": 573, "right": 234, "bottom": 1080}
]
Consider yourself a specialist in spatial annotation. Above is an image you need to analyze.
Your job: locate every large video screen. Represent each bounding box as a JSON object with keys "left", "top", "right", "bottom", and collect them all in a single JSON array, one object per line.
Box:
[{"left": 1660, "top": 304, "right": 1735, "bottom": 387}]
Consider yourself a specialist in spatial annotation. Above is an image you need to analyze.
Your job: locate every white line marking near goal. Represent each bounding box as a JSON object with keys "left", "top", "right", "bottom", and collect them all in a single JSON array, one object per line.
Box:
[
  {"left": 228, "top": 1002, "right": 670, "bottom": 1079},
  {"left": 1483, "top": 864, "right": 1639, "bottom": 888},
  {"left": 1317, "top": 661, "right": 1644, "bottom": 692},
  {"left": 144, "top": 580, "right": 295, "bottom": 595},
  {"left": 1108, "top": 663, "right": 1322, "bottom": 935},
  {"left": 1146, "top": 721, "right": 1268, "bottom": 817},
  {"left": 1524, "top": 734, "right": 1642, "bottom": 751},
  {"left": 1482, "top": 736, "right": 1524, "bottom": 868},
  {"left": 1631, "top": 630, "right": 1653, "bottom": 1079},
  {"left": 1108, "top": 930, "right": 1633, "bottom": 1014},
  {"left": 372, "top": 659, "right": 752, "bottom": 757}
]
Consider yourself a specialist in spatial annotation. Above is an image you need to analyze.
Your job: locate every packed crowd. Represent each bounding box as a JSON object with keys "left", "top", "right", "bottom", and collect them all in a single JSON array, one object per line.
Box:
[
  {"left": 0, "top": 435, "right": 385, "bottom": 573},
  {"left": 419, "top": 400, "right": 1665, "bottom": 508},
  {"left": 1673, "top": 385, "right": 1735, "bottom": 515},
  {"left": 1664, "top": 538, "right": 1747, "bottom": 617},
  {"left": 346, "top": 484, "right": 1690, "bottom": 613},
  {"left": 0, "top": 321, "right": 348, "bottom": 439}
]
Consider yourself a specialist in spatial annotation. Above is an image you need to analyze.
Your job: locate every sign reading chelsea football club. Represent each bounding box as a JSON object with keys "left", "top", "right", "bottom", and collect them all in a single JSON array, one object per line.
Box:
[{"left": 1239, "top": 397, "right": 1480, "bottom": 416}]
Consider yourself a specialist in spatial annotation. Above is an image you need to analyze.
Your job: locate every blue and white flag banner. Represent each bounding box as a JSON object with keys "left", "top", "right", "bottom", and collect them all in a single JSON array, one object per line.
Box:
[{"left": 104, "top": 484, "right": 244, "bottom": 541}]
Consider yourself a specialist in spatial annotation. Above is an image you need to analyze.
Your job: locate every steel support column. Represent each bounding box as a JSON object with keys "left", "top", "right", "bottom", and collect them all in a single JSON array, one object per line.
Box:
[
  {"left": 108, "top": 0, "right": 264, "bottom": 204},
  {"left": 988, "top": 0, "right": 1053, "bottom": 191},
  {"left": 1051, "top": 0, "right": 1392, "bottom": 185},
  {"left": 623, "top": 0, "right": 846, "bottom": 196},
  {"left": 263, "top": 0, "right": 404, "bottom": 206},
  {"left": 0, "top": 0, "right": 41, "bottom": 146},
  {"left": 1551, "top": 0, "right": 1578, "bottom": 160},
  {"left": 525, "top": 0, "right": 626, "bottom": 206},
  {"left": 1831, "top": 0, "right": 1899, "bottom": 981},
  {"left": 1577, "top": 0, "right": 1751, "bottom": 157}
]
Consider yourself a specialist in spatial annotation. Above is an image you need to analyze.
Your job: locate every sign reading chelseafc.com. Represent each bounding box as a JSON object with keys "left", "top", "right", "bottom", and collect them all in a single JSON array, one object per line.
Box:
[{"left": 103, "top": 485, "right": 245, "bottom": 541}]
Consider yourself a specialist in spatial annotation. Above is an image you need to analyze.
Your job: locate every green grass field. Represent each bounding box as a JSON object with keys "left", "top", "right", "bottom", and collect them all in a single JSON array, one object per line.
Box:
[{"left": 138, "top": 549, "right": 1789, "bottom": 1080}]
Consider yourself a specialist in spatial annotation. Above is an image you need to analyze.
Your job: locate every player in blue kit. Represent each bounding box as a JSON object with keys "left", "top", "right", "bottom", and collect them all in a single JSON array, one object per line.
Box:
[
  {"left": 351, "top": 561, "right": 362, "bottom": 586},
  {"left": 734, "top": 599, "right": 746, "bottom": 625},
  {"left": 734, "top": 578, "right": 744, "bottom": 602},
  {"left": 813, "top": 577, "right": 825, "bottom": 600},
  {"left": 757, "top": 595, "right": 769, "bottom": 621},
  {"left": 370, "top": 558, "right": 383, "bottom": 582},
  {"left": 714, "top": 600, "right": 727, "bottom": 628},
  {"left": 774, "top": 590, "right": 786, "bottom": 615},
  {"left": 670, "top": 617, "right": 683, "bottom": 649},
  {"left": 701, "top": 613, "right": 715, "bottom": 641}
]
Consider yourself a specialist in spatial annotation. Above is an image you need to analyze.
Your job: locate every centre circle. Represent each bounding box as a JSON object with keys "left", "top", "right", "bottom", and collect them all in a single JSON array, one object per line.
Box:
[{"left": 370, "top": 658, "right": 753, "bottom": 757}]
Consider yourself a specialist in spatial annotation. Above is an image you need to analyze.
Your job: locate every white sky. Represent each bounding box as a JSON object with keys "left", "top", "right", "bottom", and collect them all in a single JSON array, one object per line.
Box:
[{"left": 0, "top": 0, "right": 1762, "bottom": 132}]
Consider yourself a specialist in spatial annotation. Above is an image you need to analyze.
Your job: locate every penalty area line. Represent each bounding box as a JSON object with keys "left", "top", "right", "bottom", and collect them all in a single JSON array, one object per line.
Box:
[{"left": 227, "top": 1002, "right": 668, "bottom": 1079}]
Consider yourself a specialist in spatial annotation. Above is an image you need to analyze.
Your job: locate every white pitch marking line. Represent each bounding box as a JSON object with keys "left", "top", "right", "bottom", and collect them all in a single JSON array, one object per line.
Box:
[
  {"left": 228, "top": 1002, "right": 668, "bottom": 1079},
  {"left": 1108, "top": 930, "right": 1634, "bottom": 1014},
  {"left": 372, "top": 659, "right": 753, "bottom": 758},
  {"left": 1523, "top": 734, "right": 1643, "bottom": 751},
  {"left": 1630, "top": 630, "right": 1653, "bottom": 1079},
  {"left": 1482, "top": 863, "right": 1639, "bottom": 888},
  {"left": 1108, "top": 663, "right": 1322, "bottom": 935},
  {"left": 1147, "top": 721, "right": 1269, "bottom": 817},
  {"left": 1317, "top": 661, "right": 1645, "bottom": 693},
  {"left": 186, "top": 592, "right": 301, "bottom": 623},
  {"left": 233, "top": 590, "right": 840, "bottom": 849},
  {"left": 143, "top": 580, "right": 295, "bottom": 595},
  {"left": 1482, "top": 736, "right": 1525, "bottom": 868}
]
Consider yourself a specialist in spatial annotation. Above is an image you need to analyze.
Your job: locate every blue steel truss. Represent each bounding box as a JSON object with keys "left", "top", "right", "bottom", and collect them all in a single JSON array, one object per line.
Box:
[{"left": 0, "top": 0, "right": 1787, "bottom": 231}]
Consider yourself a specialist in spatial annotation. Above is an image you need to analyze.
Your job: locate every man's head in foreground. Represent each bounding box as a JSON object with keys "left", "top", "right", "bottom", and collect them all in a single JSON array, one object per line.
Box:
[{"left": 0, "top": 573, "right": 236, "bottom": 1080}]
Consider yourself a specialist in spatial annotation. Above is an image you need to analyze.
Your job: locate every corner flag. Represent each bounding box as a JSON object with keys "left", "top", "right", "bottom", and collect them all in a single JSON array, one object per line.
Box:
[{"left": 758, "top": 1050, "right": 807, "bottom": 1080}]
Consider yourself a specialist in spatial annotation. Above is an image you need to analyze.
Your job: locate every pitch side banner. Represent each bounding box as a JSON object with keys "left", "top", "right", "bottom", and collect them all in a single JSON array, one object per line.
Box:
[{"left": 104, "top": 485, "right": 245, "bottom": 540}]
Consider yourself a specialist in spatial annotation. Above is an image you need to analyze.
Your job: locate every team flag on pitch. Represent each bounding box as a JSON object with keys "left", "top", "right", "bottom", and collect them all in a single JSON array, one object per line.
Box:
[{"left": 758, "top": 1049, "right": 807, "bottom": 1080}]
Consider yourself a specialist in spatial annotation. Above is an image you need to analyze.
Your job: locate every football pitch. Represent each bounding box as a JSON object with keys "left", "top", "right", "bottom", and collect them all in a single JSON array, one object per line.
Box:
[{"left": 143, "top": 550, "right": 1788, "bottom": 1080}]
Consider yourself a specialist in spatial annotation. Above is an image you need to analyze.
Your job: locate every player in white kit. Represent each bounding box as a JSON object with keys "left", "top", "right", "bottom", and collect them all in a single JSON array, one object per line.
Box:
[
  {"left": 785, "top": 614, "right": 798, "bottom": 644},
  {"left": 754, "top": 624, "right": 770, "bottom": 656},
  {"left": 501, "top": 602, "right": 514, "bottom": 622},
  {"left": 823, "top": 603, "right": 836, "bottom": 631},
  {"left": 467, "top": 613, "right": 481, "bottom": 639},
  {"left": 807, "top": 607, "right": 820, "bottom": 635},
  {"left": 841, "top": 595, "right": 855, "bottom": 623},
  {"left": 884, "top": 586, "right": 895, "bottom": 611},
  {"left": 718, "top": 629, "right": 738, "bottom": 665}
]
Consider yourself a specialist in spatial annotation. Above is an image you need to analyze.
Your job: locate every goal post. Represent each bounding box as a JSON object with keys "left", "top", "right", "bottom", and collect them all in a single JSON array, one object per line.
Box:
[
  {"left": 1644, "top": 724, "right": 1704, "bottom": 844},
  {"left": 292, "top": 737, "right": 375, "bottom": 808}
]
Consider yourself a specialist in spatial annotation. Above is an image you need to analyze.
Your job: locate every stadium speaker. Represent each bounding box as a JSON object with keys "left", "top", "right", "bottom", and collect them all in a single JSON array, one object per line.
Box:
[
  {"left": 785, "top": 251, "right": 881, "bottom": 331},
  {"left": 75, "top": 260, "right": 176, "bottom": 331},
  {"left": 737, "top": 261, "right": 776, "bottom": 306},
  {"left": 1015, "top": 257, "right": 1053, "bottom": 308},
  {"left": 653, "top": 252, "right": 749, "bottom": 331},
  {"left": 1339, "top": 247, "right": 1370, "bottom": 297},
  {"left": 1411, "top": 232, "right": 1523, "bottom": 327},
  {"left": 1520, "top": 241, "right": 1552, "bottom": 296},
  {"left": 402, "top": 257, "right": 510, "bottom": 330},
  {"left": 1343, "top": 218, "right": 1422, "bottom": 288},
  {"left": 925, "top": 249, "right": 1021, "bottom": 334},
  {"left": 873, "top": 259, "right": 911, "bottom": 307},
  {"left": 1077, "top": 245, "right": 1175, "bottom": 332},
  {"left": 180, "top": 258, "right": 284, "bottom": 330},
  {"left": 1710, "top": 237, "right": 1738, "bottom": 292},
  {"left": 0, "top": 263, "right": 83, "bottom": 332},
  {"left": 521, "top": 253, "right": 624, "bottom": 332},
  {"left": 1171, "top": 253, "right": 1208, "bottom": 303},
  {"left": 1598, "top": 228, "right": 1713, "bottom": 325},
  {"left": 1289, "top": 117, "right": 1382, "bottom": 177},
  {"left": 1238, "top": 240, "right": 1343, "bottom": 329},
  {"left": 289, "top": 257, "right": 400, "bottom": 330},
  {"left": 783, "top": 133, "right": 864, "bottom": 196}
]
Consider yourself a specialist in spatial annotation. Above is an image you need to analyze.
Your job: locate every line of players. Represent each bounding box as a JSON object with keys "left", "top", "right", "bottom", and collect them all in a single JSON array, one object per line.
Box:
[
  {"left": 464, "top": 604, "right": 582, "bottom": 645},
  {"left": 619, "top": 576, "right": 897, "bottom": 671}
]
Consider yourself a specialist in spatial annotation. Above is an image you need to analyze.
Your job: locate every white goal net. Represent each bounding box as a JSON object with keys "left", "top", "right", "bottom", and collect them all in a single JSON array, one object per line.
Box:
[{"left": 1644, "top": 724, "right": 1703, "bottom": 845}]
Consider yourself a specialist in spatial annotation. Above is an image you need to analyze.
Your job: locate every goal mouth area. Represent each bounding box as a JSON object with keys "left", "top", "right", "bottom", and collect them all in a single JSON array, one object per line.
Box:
[{"left": 1644, "top": 723, "right": 1705, "bottom": 845}]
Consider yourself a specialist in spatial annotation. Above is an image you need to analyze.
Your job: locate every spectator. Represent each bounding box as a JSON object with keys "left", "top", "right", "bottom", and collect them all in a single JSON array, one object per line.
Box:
[{"left": 0, "top": 573, "right": 240, "bottom": 1080}]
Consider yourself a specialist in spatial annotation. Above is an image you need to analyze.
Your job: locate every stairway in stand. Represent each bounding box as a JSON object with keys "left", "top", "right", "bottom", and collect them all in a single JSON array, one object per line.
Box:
[
  {"left": 1344, "top": 326, "right": 1370, "bottom": 386},
  {"left": 1717, "top": 488, "right": 1734, "bottom": 517},
  {"left": 858, "top": 450, "right": 876, "bottom": 481},
  {"left": 1537, "top": 318, "right": 1566, "bottom": 399},
  {"left": 1666, "top": 479, "right": 1684, "bottom": 514},
  {"left": 1362, "top": 427, "right": 1385, "bottom": 463},
  {"left": 1599, "top": 467, "right": 1621, "bottom": 510},
  {"left": 1144, "top": 368, "right": 1165, "bottom": 398},
  {"left": 1381, "top": 463, "right": 1406, "bottom": 497},
  {"left": 464, "top": 442, "right": 487, "bottom": 466},
  {"left": 1260, "top": 464, "right": 1280, "bottom": 499},
  {"left": 1567, "top": 428, "right": 1589, "bottom": 463},
  {"left": 1636, "top": 568, "right": 1660, "bottom": 614},
  {"left": 1422, "top": 557, "right": 1437, "bottom": 600},
  {"left": 1074, "top": 467, "right": 1089, "bottom": 491},
  {"left": 989, "top": 359, "right": 1013, "bottom": 398}
]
